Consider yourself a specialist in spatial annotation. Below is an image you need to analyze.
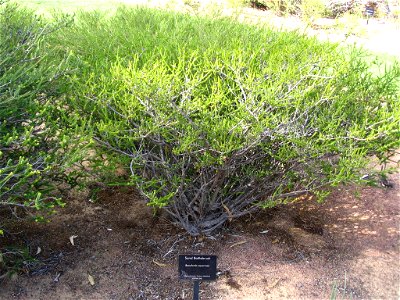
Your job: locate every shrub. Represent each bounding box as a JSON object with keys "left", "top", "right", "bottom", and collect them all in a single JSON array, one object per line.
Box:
[
  {"left": 0, "top": 2, "right": 81, "bottom": 234},
  {"left": 325, "top": 0, "right": 364, "bottom": 17},
  {"left": 300, "top": 0, "right": 327, "bottom": 20},
  {"left": 249, "top": 0, "right": 301, "bottom": 15},
  {"left": 0, "top": 2, "right": 90, "bottom": 277},
  {"left": 53, "top": 7, "right": 399, "bottom": 236}
]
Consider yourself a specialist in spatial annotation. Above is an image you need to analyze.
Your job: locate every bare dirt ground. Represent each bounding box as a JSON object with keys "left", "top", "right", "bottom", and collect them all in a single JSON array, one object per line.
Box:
[
  {"left": 1, "top": 3, "right": 400, "bottom": 300},
  {"left": 1, "top": 171, "right": 399, "bottom": 299}
]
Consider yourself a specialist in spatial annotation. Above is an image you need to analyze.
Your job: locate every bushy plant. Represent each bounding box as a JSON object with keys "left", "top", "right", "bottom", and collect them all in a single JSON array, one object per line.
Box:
[
  {"left": 0, "top": 2, "right": 91, "bottom": 277},
  {"left": 325, "top": 0, "right": 364, "bottom": 17},
  {"left": 249, "top": 0, "right": 301, "bottom": 15},
  {"left": 301, "top": 0, "right": 327, "bottom": 20},
  {"left": 52, "top": 7, "right": 400, "bottom": 236},
  {"left": 0, "top": 2, "right": 82, "bottom": 234}
]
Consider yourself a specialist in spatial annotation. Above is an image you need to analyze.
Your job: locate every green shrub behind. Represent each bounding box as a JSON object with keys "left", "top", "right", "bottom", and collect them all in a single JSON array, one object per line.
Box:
[{"left": 248, "top": 0, "right": 301, "bottom": 15}]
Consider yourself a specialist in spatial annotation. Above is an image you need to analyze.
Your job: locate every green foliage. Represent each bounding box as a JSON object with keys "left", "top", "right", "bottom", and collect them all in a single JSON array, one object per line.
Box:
[
  {"left": 0, "top": 245, "right": 37, "bottom": 280},
  {"left": 0, "top": 2, "right": 84, "bottom": 235},
  {"left": 49, "top": 7, "right": 400, "bottom": 235},
  {"left": 300, "top": 0, "right": 327, "bottom": 20}
]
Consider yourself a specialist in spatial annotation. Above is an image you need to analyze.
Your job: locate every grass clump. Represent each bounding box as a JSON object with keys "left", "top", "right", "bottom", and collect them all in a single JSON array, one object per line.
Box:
[{"left": 46, "top": 6, "right": 400, "bottom": 235}]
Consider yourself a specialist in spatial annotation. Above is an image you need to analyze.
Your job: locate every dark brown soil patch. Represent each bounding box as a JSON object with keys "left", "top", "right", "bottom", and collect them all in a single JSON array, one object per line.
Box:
[{"left": 1, "top": 171, "right": 399, "bottom": 299}]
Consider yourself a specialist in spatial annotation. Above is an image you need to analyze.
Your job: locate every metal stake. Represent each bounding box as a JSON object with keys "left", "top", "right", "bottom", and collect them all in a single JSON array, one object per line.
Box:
[{"left": 193, "top": 280, "right": 200, "bottom": 300}]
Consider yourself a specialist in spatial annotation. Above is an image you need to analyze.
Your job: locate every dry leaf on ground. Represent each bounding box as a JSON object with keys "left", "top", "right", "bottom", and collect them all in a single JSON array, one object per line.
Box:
[
  {"left": 229, "top": 240, "right": 247, "bottom": 248},
  {"left": 152, "top": 259, "right": 168, "bottom": 267},
  {"left": 69, "top": 235, "right": 78, "bottom": 246},
  {"left": 88, "top": 274, "right": 95, "bottom": 285}
]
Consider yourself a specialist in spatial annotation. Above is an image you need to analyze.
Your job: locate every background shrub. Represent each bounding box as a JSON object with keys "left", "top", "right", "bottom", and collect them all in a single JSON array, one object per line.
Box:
[
  {"left": 249, "top": 0, "right": 301, "bottom": 15},
  {"left": 324, "top": 0, "right": 364, "bottom": 17},
  {"left": 49, "top": 7, "right": 400, "bottom": 236},
  {"left": 300, "top": 0, "right": 327, "bottom": 20}
]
